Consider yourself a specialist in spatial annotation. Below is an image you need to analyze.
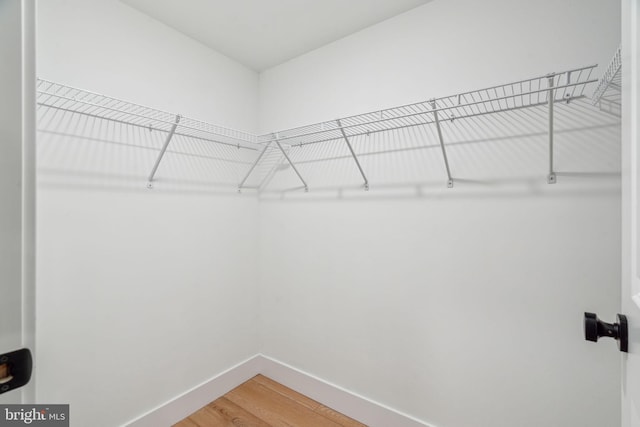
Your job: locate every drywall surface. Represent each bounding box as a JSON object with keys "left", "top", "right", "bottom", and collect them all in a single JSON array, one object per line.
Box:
[
  {"left": 36, "top": 1, "right": 260, "bottom": 426},
  {"left": 259, "top": 0, "right": 620, "bottom": 133},
  {"left": 38, "top": 191, "right": 258, "bottom": 427},
  {"left": 259, "top": 192, "right": 621, "bottom": 427},
  {"left": 257, "top": 1, "right": 622, "bottom": 426},
  {"left": 38, "top": 0, "right": 259, "bottom": 132}
]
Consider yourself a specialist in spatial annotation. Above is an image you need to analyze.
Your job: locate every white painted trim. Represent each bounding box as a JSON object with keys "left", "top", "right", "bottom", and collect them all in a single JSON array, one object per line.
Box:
[
  {"left": 632, "top": 0, "right": 640, "bottom": 311},
  {"left": 125, "top": 353, "right": 438, "bottom": 427},
  {"left": 125, "top": 355, "right": 263, "bottom": 427},
  {"left": 259, "top": 354, "right": 438, "bottom": 427},
  {"left": 21, "top": 0, "right": 37, "bottom": 405}
]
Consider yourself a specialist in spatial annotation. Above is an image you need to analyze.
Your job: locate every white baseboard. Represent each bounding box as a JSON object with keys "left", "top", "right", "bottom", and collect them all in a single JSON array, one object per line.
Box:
[
  {"left": 259, "top": 355, "right": 436, "bottom": 427},
  {"left": 125, "top": 354, "right": 263, "bottom": 427},
  {"left": 125, "top": 353, "right": 437, "bottom": 427}
]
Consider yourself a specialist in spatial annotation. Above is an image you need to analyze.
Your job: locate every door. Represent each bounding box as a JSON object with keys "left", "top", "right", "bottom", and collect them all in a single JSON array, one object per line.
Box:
[
  {"left": 0, "top": 0, "right": 36, "bottom": 404},
  {"left": 622, "top": 1, "right": 640, "bottom": 426}
]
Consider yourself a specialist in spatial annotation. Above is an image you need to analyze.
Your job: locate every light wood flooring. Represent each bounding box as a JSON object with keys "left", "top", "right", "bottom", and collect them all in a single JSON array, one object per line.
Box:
[{"left": 174, "top": 375, "right": 367, "bottom": 427}]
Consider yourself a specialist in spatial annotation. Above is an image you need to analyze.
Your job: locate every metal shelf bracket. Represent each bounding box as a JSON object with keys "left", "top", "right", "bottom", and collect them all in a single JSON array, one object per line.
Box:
[
  {"left": 274, "top": 136, "right": 308, "bottom": 192},
  {"left": 238, "top": 141, "right": 273, "bottom": 193},
  {"left": 36, "top": 64, "right": 600, "bottom": 192},
  {"left": 337, "top": 119, "right": 369, "bottom": 191},
  {"left": 547, "top": 74, "right": 556, "bottom": 184},
  {"left": 147, "top": 114, "right": 181, "bottom": 189},
  {"left": 430, "top": 100, "right": 454, "bottom": 188}
]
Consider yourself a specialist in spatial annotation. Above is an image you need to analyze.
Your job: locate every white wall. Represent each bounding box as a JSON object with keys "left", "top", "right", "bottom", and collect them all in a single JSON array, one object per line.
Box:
[
  {"left": 38, "top": 0, "right": 259, "bottom": 132},
  {"left": 36, "top": 1, "right": 260, "bottom": 426},
  {"left": 35, "top": 1, "right": 624, "bottom": 426},
  {"left": 257, "top": 1, "right": 622, "bottom": 427},
  {"left": 259, "top": 0, "right": 620, "bottom": 133}
]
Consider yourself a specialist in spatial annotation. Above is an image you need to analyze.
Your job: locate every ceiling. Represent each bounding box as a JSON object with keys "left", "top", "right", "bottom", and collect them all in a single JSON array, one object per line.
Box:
[{"left": 120, "top": 0, "right": 432, "bottom": 72}]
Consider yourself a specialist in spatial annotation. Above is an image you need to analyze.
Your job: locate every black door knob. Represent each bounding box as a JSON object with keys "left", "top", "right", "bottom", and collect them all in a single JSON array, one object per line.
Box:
[{"left": 584, "top": 312, "right": 628, "bottom": 353}]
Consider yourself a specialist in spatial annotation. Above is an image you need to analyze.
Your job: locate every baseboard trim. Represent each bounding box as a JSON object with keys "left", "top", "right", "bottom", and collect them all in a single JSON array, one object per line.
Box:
[
  {"left": 259, "top": 355, "right": 436, "bottom": 427},
  {"left": 125, "top": 353, "right": 437, "bottom": 427},
  {"left": 125, "top": 354, "right": 263, "bottom": 427}
]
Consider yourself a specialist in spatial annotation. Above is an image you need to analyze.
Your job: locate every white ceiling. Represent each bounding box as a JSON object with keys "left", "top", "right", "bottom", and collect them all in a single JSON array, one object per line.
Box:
[{"left": 120, "top": 0, "right": 432, "bottom": 72}]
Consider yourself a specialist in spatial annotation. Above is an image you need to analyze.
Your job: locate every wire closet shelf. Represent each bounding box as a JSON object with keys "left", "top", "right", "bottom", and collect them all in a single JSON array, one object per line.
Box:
[
  {"left": 264, "top": 65, "right": 596, "bottom": 147},
  {"left": 37, "top": 79, "right": 260, "bottom": 149},
  {"left": 36, "top": 64, "right": 598, "bottom": 192},
  {"left": 36, "top": 78, "right": 263, "bottom": 188},
  {"left": 591, "top": 46, "right": 621, "bottom": 116}
]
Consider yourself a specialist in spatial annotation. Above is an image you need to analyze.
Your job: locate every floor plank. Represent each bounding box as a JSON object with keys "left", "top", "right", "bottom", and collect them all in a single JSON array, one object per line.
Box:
[
  {"left": 253, "top": 375, "right": 366, "bottom": 427},
  {"left": 207, "top": 398, "right": 271, "bottom": 427},
  {"left": 173, "top": 417, "right": 199, "bottom": 427},
  {"left": 175, "top": 375, "right": 369, "bottom": 427},
  {"left": 252, "top": 374, "right": 320, "bottom": 411},
  {"left": 226, "top": 379, "right": 343, "bottom": 427},
  {"left": 315, "top": 404, "right": 368, "bottom": 427},
  {"left": 185, "top": 405, "right": 229, "bottom": 426}
]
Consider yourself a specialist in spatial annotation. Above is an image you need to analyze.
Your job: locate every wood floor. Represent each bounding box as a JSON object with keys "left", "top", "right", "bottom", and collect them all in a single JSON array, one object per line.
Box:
[{"left": 174, "top": 375, "right": 367, "bottom": 427}]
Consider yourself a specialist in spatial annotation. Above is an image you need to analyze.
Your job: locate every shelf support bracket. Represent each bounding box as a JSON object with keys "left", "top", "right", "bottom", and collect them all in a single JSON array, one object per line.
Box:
[
  {"left": 147, "top": 114, "right": 181, "bottom": 189},
  {"left": 547, "top": 74, "right": 556, "bottom": 184},
  {"left": 337, "top": 119, "right": 369, "bottom": 191},
  {"left": 431, "top": 101, "right": 454, "bottom": 188},
  {"left": 274, "top": 136, "right": 308, "bottom": 192},
  {"left": 238, "top": 141, "right": 272, "bottom": 193}
]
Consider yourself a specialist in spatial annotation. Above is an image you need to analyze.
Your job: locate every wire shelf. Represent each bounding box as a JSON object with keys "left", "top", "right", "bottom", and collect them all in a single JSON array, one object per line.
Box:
[
  {"left": 36, "top": 78, "right": 265, "bottom": 190},
  {"left": 36, "top": 63, "right": 604, "bottom": 192},
  {"left": 261, "top": 65, "right": 597, "bottom": 148},
  {"left": 36, "top": 79, "right": 261, "bottom": 151},
  {"left": 591, "top": 46, "right": 621, "bottom": 116}
]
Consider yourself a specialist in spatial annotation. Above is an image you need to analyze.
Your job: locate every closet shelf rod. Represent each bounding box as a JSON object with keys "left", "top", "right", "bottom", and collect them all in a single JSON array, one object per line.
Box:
[
  {"left": 337, "top": 119, "right": 369, "bottom": 191},
  {"left": 147, "top": 114, "right": 181, "bottom": 189}
]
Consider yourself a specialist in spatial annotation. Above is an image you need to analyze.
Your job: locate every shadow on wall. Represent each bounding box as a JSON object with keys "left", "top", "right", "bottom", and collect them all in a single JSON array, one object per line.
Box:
[
  {"left": 36, "top": 102, "right": 258, "bottom": 196},
  {"left": 37, "top": 98, "right": 620, "bottom": 199},
  {"left": 259, "top": 98, "right": 621, "bottom": 200}
]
